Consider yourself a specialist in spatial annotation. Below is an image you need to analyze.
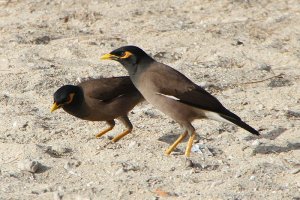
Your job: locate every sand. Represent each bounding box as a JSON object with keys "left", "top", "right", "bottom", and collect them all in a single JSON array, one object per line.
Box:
[{"left": 0, "top": 0, "right": 299, "bottom": 199}]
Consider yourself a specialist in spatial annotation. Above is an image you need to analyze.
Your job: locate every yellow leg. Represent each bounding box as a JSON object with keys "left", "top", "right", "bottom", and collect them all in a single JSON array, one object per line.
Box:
[
  {"left": 95, "top": 126, "right": 114, "bottom": 138},
  {"left": 185, "top": 132, "right": 195, "bottom": 157},
  {"left": 111, "top": 129, "right": 132, "bottom": 143},
  {"left": 165, "top": 131, "right": 188, "bottom": 155}
]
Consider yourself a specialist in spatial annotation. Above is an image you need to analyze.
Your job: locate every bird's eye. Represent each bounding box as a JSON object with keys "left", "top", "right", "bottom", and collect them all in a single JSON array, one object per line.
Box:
[
  {"left": 66, "top": 96, "right": 71, "bottom": 102},
  {"left": 65, "top": 93, "right": 75, "bottom": 104},
  {"left": 119, "top": 51, "right": 132, "bottom": 59},
  {"left": 120, "top": 51, "right": 126, "bottom": 57}
]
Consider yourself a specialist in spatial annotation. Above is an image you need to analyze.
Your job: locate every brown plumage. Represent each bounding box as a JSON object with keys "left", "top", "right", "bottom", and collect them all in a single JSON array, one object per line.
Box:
[
  {"left": 51, "top": 76, "right": 144, "bottom": 142},
  {"left": 101, "top": 46, "right": 259, "bottom": 157}
]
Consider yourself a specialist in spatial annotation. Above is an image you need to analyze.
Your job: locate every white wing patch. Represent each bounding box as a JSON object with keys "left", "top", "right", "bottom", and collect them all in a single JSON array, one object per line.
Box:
[
  {"left": 203, "top": 111, "right": 234, "bottom": 124},
  {"left": 156, "top": 92, "right": 180, "bottom": 101}
]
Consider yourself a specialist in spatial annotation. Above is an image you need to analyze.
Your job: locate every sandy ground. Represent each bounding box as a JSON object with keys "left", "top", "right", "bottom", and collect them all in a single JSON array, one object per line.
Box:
[{"left": 1, "top": 0, "right": 300, "bottom": 199}]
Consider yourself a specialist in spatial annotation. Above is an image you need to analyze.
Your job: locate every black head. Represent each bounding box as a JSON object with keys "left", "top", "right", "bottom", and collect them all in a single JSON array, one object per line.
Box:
[
  {"left": 51, "top": 85, "right": 81, "bottom": 112},
  {"left": 101, "top": 46, "right": 154, "bottom": 74}
]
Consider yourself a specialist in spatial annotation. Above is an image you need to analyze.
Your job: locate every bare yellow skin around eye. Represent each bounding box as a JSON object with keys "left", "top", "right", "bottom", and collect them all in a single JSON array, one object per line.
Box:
[
  {"left": 120, "top": 51, "right": 132, "bottom": 59},
  {"left": 51, "top": 93, "right": 75, "bottom": 112},
  {"left": 66, "top": 93, "right": 75, "bottom": 104}
]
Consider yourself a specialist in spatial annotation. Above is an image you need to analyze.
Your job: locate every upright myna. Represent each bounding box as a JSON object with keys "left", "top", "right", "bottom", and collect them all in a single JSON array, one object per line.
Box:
[
  {"left": 101, "top": 46, "right": 259, "bottom": 157},
  {"left": 51, "top": 76, "right": 143, "bottom": 142}
]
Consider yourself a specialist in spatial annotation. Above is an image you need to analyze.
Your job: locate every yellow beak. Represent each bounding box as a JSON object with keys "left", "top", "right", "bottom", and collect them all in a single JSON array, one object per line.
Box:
[
  {"left": 100, "top": 53, "right": 117, "bottom": 60},
  {"left": 50, "top": 102, "right": 60, "bottom": 112}
]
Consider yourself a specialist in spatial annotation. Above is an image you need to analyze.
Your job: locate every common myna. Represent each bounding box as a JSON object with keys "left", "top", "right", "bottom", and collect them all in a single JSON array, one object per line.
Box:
[
  {"left": 101, "top": 46, "right": 259, "bottom": 157},
  {"left": 51, "top": 76, "right": 143, "bottom": 142}
]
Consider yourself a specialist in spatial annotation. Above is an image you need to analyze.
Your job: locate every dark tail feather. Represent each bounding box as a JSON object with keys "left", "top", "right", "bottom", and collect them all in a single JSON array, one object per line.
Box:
[{"left": 220, "top": 109, "right": 259, "bottom": 135}]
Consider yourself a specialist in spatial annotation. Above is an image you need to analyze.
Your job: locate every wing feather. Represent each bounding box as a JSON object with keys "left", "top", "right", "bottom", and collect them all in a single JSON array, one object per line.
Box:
[
  {"left": 148, "top": 63, "right": 226, "bottom": 113},
  {"left": 79, "top": 76, "right": 140, "bottom": 102}
]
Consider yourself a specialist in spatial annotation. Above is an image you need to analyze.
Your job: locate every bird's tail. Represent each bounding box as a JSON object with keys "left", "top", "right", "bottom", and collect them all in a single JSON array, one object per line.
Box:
[{"left": 219, "top": 110, "right": 259, "bottom": 135}]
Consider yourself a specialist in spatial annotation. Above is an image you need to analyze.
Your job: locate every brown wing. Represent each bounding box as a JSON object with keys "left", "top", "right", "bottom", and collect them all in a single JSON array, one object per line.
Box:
[
  {"left": 79, "top": 76, "right": 140, "bottom": 102},
  {"left": 147, "top": 63, "right": 237, "bottom": 116}
]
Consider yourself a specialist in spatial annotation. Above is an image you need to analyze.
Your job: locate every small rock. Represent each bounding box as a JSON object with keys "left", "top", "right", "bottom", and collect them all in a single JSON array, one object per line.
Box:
[
  {"left": 185, "top": 159, "right": 194, "bottom": 168},
  {"left": 12, "top": 121, "right": 17, "bottom": 128},
  {"left": 257, "top": 63, "right": 271, "bottom": 71},
  {"left": 191, "top": 144, "right": 213, "bottom": 156},
  {"left": 52, "top": 145, "right": 72, "bottom": 155},
  {"left": 169, "top": 167, "right": 175, "bottom": 171},
  {"left": 286, "top": 110, "right": 300, "bottom": 119},
  {"left": 257, "top": 104, "right": 264, "bottom": 110},
  {"left": 128, "top": 141, "right": 137, "bottom": 148},
  {"left": 268, "top": 77, "right": 292, "bottom": 88},
  {"left": 249, "top": 175, "right": 256, "bottom": 181},
  {"left": 143, "top": 110, "right": 158, "bottom": 118},
  {"left": 34, "top": 36, "right": 51, "bottom": 45},
  {"left": 235, "top": 172, "right": 242, "bottom": 178},
  {"left": 12, "top": 121, "right": 28, "bottom": 129},
  {"left": 18, "top": 159, "right": 40, "bottom": 173},
  {"left": 115, "top": 167, "right": 125, "bottom": 175},
  {"left": 64, "top": 159, "right": 81, "bottom": 170},
  {"left": 233, "top": 40, "right": 244, "bottom": 46},
  {"left": 252, "top": 140, "right": 261, "bottom": 147}
]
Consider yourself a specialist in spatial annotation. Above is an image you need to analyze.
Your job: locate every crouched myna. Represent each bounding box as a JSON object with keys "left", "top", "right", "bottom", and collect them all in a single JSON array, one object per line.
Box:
[
  {"left": 101, "top": 46, "right": 259, "bottom": 157},
  {"left": 51, "top": 76, "right": 144, "bottom": 142}
]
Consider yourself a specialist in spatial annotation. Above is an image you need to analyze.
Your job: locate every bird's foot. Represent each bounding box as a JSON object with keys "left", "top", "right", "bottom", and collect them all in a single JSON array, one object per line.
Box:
[{"left": 111, "top": 129, "right": 132, "bottom": 142}]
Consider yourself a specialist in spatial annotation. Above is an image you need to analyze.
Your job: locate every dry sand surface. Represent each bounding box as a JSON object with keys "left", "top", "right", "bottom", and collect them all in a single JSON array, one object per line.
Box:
[{"left": 1, "top": 0, "right": 300, "bottom": 199}]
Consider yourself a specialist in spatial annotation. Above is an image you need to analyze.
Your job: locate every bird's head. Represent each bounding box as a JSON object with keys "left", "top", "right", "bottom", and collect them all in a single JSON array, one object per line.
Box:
[
  {"left": 101, "top": 46, "right": 154, "bottom": 74},
  {"left": 51, "top": 85, "right": 79, "bottom": 112}
]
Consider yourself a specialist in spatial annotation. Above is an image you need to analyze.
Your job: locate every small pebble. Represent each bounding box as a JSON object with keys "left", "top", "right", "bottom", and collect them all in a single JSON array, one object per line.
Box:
[
  {"left": 52, "top": 145, "right": 72, "bottom": 155},
  {"left": 18, "top": 159, "right": 40, "bottom": 173},
  {"left": 12, "top": 121, "right": 18, "bottom": 128},
  {"left": 128, "top": 141, "right": 137, "bottom": 148},
  {"left": 252, "top": 140, "right": 261, "bottom": 147},
  {"left": 115, "top": 167, "right": 125, "bottom": 175},
  {"left": 249, "top": 175, "right": 256, "bottom": 181},
  {"left": 143, "top": 110, "right": 158, "bottom": 118},
  {"left": 64, "top": 159, "right": 81, "bottom": 170},
  {"left": 258, "top": 104, "right": 264, "bottom": 110},
  {"left": 34, "top": 35, "right": 51, "bottom": 44},
  {"left": 235, "top": 172, "right": 242, "bottom": 178},
  {"left": 185, "top": 159, "right": 194, "bottom": 168},
  {"left": 257, "top": 63, "right": 271, "bottom": 71},
  {"left": 286, "top": 110, "right": 300, "bottom": 118},
  {"left": 268, "top": 78, "right": 292, "bottom": 88}
]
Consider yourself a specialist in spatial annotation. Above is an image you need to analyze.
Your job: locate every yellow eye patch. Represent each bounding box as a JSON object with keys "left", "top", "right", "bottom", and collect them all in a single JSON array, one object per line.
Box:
[
  {"left": 120, "top": 51, "right": 132, "bottom": 59},
  {"left": 66, "top": 93, "right": 75, "bottom": 104}
]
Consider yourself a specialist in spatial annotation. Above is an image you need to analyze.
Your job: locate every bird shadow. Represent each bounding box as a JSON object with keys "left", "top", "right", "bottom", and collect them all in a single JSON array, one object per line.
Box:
[
  {"left": 189, "top": 162, "right": 220, "bottom": 171},
  {"left": 158, "top": 134, "right": 188, "bottom": 144},
  {"left": 254, "top": 142, "right": 300, "bottom": 155},
  {"left": 158, "top": 134, "right": 223, "bottom": 156},
  {"left": 244, "top": 127, "right": 287, "bottom": 141},
  {"left": 35, "top": 165, "right": 51, "bottom": 174}
]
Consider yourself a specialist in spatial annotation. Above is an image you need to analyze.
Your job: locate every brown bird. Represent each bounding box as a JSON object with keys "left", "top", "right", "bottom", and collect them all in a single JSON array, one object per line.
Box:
[
  {"left": 101, "top": 46, "right": 259, "bottom": 157},
  {"left": 51, "top": 76, "right": 144, "bottom": 142}
]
